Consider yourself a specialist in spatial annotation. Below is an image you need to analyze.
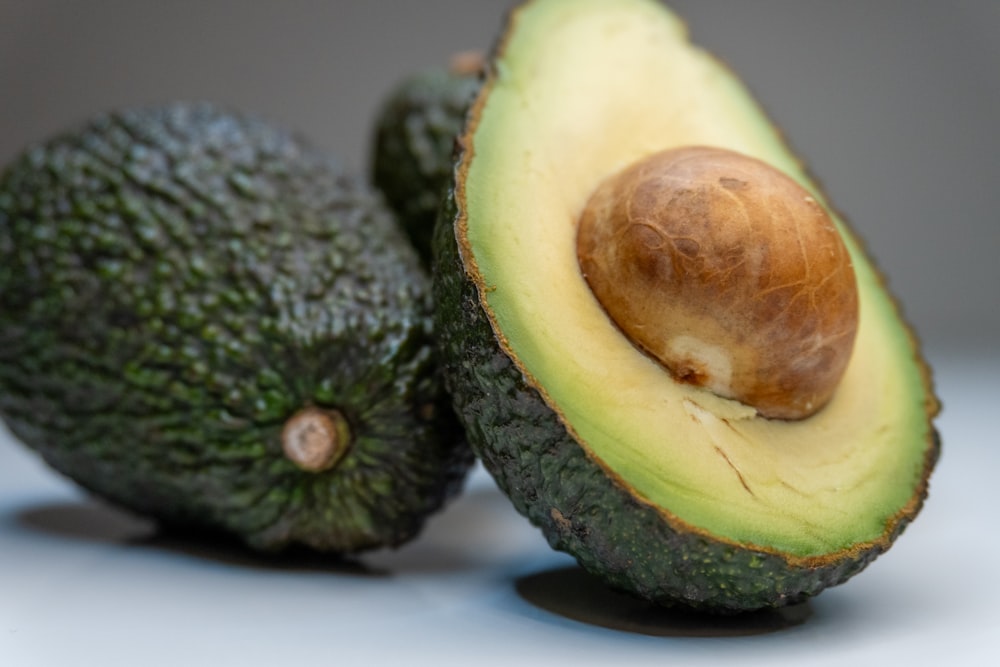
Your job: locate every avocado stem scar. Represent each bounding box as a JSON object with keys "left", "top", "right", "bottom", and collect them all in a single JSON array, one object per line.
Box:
[
  {"left": 281, "top": 407, "right": 352, "bottom": 472},
  {"left": 449, "top": 50, "right": 486, "bottom": 76}
]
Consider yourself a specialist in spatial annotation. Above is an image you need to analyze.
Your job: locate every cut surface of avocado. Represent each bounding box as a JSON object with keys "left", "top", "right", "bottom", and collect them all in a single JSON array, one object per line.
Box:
[{"left": 437, "top": 0, "right": 938, "bottom": 609}]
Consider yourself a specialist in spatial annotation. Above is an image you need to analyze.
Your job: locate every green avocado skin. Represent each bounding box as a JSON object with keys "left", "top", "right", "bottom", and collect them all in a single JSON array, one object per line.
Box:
[
  {"left": 0, "top": 103, "right": 472, "bottom": 553},
  {"left": 432, "top": 187, "right": 938, "bottom": 612},
  {"left": 371, "top": 68, "right": 480, "bottom": 265}
]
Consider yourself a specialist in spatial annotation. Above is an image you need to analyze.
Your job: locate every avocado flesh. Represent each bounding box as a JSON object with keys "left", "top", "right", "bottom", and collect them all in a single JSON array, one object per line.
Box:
[
  {"left": 437, "top": 0, "right": 938, "bottom": 608},
  {"left": 0, "top": 103, "right": 472, "bottom": 553}
]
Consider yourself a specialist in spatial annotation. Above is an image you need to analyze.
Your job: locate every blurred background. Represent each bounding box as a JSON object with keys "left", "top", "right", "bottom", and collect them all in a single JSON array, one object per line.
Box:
[
  {"left": 1, "top": 0, "right": 997, "bottom": 362},
  {"left": 1, "top": 3, "right": 998, "bottom": 663}
]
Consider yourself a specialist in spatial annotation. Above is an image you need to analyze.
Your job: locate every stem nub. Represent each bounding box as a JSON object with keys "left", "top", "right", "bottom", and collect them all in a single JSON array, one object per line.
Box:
[
  {"left": 281, "top": 407, "right": 352, "bottom": 472},
  {"left": 449, "top": 50, "right": 486, "bottom": 76}
]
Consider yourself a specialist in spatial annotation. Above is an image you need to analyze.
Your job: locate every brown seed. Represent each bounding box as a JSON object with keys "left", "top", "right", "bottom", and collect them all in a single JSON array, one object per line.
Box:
[{"left": 576, "top": 146, "right": 858, "bottom": 420}]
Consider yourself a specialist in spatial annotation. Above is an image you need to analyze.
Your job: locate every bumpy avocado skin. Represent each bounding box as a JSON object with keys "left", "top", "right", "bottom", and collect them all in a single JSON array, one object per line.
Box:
[
  {"left": 371, "top": 68, "right": 480, "bottom": 265},
  {"left": 433, "top": 185, "right": 939, "bottom": 612},
  {"left": 0, "top": 103, "right": 472, "bottom": 553}
]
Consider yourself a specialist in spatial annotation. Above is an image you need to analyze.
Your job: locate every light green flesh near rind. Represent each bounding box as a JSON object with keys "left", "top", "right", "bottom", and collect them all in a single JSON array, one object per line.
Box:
[{"left": 464, "top": 0, "right": 932, "bottom": 557}]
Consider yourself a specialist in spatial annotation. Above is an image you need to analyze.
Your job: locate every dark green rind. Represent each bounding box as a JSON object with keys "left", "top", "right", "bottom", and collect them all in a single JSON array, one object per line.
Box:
[
  {"left": 0, "top": 103, "right": 473, "bottom": 554},
  {"left": 432, "top": 186, "right": 940, "bottom": 612},
  {"left": 371, "top": 68, "right": 481, "bottom": 265}
]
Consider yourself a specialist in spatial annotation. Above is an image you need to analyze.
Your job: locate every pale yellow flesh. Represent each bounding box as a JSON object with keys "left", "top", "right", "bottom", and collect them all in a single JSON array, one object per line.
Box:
[{"left": 463, "top": 0, "right": 933, "bottom": 557}]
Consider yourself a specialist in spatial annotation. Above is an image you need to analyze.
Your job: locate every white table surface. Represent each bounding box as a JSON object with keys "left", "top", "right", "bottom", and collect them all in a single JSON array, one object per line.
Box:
[{"left": 2, "top": 350, "right": 997, "bottom": 666}]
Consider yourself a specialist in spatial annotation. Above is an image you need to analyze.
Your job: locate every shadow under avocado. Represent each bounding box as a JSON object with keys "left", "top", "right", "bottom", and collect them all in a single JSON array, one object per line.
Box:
[
  {"left": 14, "top": 500, "right": 381, "bottom": 576},
  {"left": 516, "top": 565, "right": 812, "bottom": 637},
  {"left": 12, "top": 481, "right": 524, "bottom": 576}
]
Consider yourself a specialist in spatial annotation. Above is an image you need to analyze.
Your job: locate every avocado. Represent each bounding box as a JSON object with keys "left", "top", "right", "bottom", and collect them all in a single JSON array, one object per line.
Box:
[
  {"left": 371, "top": 53, "right": 483, "bottom": 265},
  {"left": 0, "top": 102, "right": 472, "bottom": 553},
  {"left": 433, "top": 0, "right": 940, "bottom": 612}
]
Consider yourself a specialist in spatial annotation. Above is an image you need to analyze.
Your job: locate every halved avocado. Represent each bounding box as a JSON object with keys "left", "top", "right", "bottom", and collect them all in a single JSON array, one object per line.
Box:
[{"left": 433, "top": 0, "right": 940, "bottom": 612}]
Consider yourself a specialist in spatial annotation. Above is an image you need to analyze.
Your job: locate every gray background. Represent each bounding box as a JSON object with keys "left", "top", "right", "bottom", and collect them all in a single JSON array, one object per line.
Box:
[
  {"left": 2, "top": 4, "right": 999, "bottom": 662},
  {"left": 1, "top": 0, "right": 997, "bottom": 363}
]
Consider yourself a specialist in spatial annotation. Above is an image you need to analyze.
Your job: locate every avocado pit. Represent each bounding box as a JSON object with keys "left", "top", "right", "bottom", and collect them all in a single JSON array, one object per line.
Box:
[{"left": 576, "top": 146, "right": 859, "bottom": 420}]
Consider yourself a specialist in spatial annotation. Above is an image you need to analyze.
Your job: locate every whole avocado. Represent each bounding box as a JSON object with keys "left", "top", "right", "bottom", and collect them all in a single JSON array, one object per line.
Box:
[
  {"left": 370, "top": 54, "right": 482, "bottom": 265},
  {"left": 0, "top": 102, "right": 472, "bottom": 553}
]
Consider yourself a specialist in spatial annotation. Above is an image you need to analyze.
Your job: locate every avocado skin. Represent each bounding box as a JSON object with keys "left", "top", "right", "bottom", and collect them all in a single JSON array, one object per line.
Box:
[
  {"left": 371, "top": 68, "right": 480, "bottom": 265},
  {"left": 432, "top": 186, "right": 940, "bottom": 612},
  {"left": 0, "top": 103, "right": 472, "bottom": 553}
]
